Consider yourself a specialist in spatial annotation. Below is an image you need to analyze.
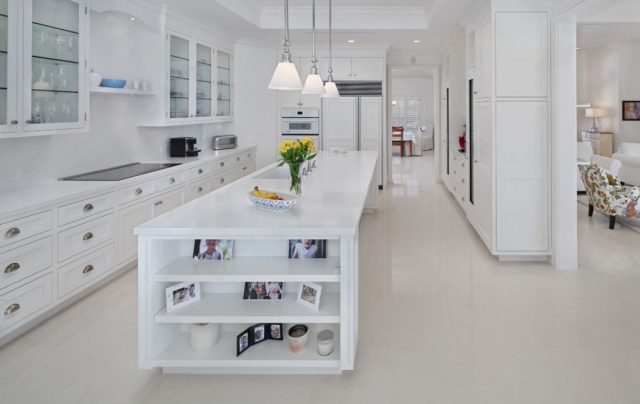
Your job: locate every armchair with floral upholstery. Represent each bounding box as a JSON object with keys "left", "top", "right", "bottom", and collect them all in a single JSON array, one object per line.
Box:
[{"left": 580, "top": 163, "right": 640, "bottom": 230}]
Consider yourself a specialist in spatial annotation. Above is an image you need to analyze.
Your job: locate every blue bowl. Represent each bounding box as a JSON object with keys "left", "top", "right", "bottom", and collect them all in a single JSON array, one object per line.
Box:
[{"left": 100, "top": 79, "right": 127, "bottom": 89}]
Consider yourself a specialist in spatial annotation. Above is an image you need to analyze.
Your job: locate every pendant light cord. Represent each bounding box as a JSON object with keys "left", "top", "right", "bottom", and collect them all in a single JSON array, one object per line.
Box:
[
  {"left": 328, "top": 0, "right": 333, "bottom": 81},
  {"left": 283, "top": 0, "right": 292, "bottom": 63},
  {"left": 311, "top": 0, "right": 318, "bottom": 75}
]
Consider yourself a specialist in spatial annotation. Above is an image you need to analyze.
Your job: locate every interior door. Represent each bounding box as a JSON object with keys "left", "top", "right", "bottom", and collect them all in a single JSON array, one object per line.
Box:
[
  {"left": 321, "top": 97, "right": 358, "bottom": 150},
  {"left": 359, "top": 97, "right": 383, "bottom": 187}
]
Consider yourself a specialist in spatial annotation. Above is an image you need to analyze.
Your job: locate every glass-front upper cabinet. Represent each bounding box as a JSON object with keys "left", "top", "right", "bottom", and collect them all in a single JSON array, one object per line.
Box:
[
  {"left": 215, "top": 50, "right": 232, "bottom": 119},
  {"left": 195, "top": 43, "right": 213, "bottom": 119},
  {"left": 0, "top": 0, "right": 17, "bottom": 134},
  {"left": 169, "top": 34, "right": 190, "bottom": 120},
  {"left": 24, "top": 0, "right": 87, "bottom": 133}
]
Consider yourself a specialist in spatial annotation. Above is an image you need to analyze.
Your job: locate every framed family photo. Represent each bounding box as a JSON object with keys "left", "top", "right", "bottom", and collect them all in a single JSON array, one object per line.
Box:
[
  {"left": 236, "top": 323, "right": 284, "bottom": 356},
  {"left": 289, "top": 239, "right": 327, "bottom": 259},
  {"left": 193, "top": 239, "right": 234, "bottom": 260},
  {"left": 622, "top": 101, "right": 640, "bottom": 121},
  {"left": 165, "top": 282, "right": 201, "bottom": 313},
  {"left": 297, "top": 282, "right": 322, "bottom": 311},
  {"left": 243, "top": 282, "right": 284, "bottom": 300}
]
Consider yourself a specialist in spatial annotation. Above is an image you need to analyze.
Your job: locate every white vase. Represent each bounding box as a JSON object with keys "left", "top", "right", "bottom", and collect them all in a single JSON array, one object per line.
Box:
[
  {"left": 190, "top": 323, "right": 219, "bottom": 351},
  {"left": 89, "top": 72, "right": 102, "bottom": 88}
]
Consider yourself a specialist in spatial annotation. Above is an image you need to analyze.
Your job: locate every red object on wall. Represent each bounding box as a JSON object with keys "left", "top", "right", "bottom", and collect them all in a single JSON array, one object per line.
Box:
[{"left": 458, "top": 135, "right": 466, "bottom": 151}]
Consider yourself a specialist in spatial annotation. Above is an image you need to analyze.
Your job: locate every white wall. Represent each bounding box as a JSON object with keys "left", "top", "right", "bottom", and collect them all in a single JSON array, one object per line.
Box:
[{"left": 391, "top": 76, "right": 435, "bottom": 131}]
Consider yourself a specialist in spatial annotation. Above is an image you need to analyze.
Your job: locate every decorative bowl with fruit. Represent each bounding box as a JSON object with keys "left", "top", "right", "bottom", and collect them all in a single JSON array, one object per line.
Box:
[{"left": 248, "top": 187, "right": 297, "bottom": 212}]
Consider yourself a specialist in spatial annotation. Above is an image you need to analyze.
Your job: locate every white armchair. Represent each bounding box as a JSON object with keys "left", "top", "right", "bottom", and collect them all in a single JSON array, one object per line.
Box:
[
  {"left": 612, "top": 143, "right": 640, "bottom": 185},
  {"left": 577, "top": 141, "right": 622, "bottom": 192}
]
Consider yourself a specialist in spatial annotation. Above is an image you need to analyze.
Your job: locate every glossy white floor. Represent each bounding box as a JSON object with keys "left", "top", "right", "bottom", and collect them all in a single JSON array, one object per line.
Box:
[{"left": 2, "top": 152, "right": 640, "bottom": 403}]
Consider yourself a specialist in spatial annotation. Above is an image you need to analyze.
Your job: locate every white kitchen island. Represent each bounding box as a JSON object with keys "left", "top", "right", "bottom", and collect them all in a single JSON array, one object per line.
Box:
[{"left": 135, "top": 151, "right": 378, "bottom": 374}]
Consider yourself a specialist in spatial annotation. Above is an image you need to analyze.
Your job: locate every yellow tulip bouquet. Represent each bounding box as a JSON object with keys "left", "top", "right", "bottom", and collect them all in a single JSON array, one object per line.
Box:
[{"left": 277, "top": 137, "right": 317, "bottom": 195}]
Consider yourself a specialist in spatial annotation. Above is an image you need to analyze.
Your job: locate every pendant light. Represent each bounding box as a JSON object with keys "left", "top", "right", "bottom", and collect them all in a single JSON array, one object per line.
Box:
[
  {"left": 302, "top": 0, "right": 325, "bottom": 94},
  {"left": 322, "top": 0, "right": 340, "bottom": 98},
  {"left": 269, "top": 0, "right": 303, "bottom": 90}
]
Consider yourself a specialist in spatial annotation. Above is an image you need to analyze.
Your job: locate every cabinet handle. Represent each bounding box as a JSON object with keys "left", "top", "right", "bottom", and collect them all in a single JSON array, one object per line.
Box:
[
  {"left": 236, "top": 157, "right": 240, "bottom": 162},
  {"left": 82, "top": 264, "right": 94, "bottom": 274},
  {"left": 197, "top": 187, "right": 203, "bottom": 192},
  {"left": 10, "top": 120, "right": 18, "bottom": 125},
  {"left": 83, "top": 203, "right": 94, "bottom": 212},
  {"left": 198, "top": 169, "right": 204, "bottom": 174},
  {"left": 4, "top": 303, "right": 20, "bottom": 316},
  {"left": 83, "top": 232, "right": 94, "bottom": 241},
  {"left": 219, "top": 162, "right": 225, "bottom": 167},
  {"left": 462, "top": 179, "right": 465, "bottom": 183},
  {"left": 242, "top": 166, "right": 247, "bottom": 170},
  {"left": 220, "top": 178, "right": 225, "bottom": 184},
  {"left": 4, "top": 227, "right": 20, "bottom": 238},
  {"left": 474, "top": 160, "right": 478, "bottom": 163},
  {"left": 247, "top": 153, "right": 251, "bottom": 158},
  {"left": 135, "top": 188, "right": 143, "bottom": 195},
  {"left": 4, "top": 262, "right": 20, "bottom": 274},
  {"left": 154, "top": 200, "right": 164, "bottom": 206},
  {"left": 169, "top": 177, "right": 176, "bottom": 184}
]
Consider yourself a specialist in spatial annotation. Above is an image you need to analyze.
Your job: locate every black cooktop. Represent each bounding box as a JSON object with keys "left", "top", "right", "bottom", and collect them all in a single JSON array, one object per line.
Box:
[{"left": 61, "top": 163, "right": 182, "bottom": 181}]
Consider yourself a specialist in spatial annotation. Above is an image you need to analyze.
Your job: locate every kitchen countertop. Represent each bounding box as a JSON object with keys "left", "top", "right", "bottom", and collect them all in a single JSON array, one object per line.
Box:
[
  {"left": 0, "top": 145, "right": 257, "bottom": 220},
  {"left": 134, "top": 151, "right": 378, "bottom": 238}
]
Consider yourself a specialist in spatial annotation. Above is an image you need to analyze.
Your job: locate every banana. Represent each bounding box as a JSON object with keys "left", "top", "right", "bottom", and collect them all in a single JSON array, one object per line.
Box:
[{"left": 253, "top": 186, "right": 280, "bottom": 200}]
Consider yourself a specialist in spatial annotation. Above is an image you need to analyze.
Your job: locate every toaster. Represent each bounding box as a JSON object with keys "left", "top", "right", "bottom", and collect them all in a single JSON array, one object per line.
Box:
[{"left": 211, "top": 135, "right": 237, "bottom": 150}]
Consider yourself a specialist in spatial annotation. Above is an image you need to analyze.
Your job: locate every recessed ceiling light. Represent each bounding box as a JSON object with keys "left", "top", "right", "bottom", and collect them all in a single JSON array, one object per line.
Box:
[
  {"left": 347, "top": 39, "right": 355, "bottom": 44},
  {"left": 129, "top": 17, "right": 137, "bottom": 21},
  {"left": 413, "top": 39, "right": 421, "bottom": 43}
]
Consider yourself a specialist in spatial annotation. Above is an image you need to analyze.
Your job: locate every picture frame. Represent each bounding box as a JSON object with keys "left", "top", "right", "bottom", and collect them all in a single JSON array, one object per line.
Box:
[
  {"left": 236, "top": 323, "right": 284, "bottom": 356},
  {"left": 297, "top": 282, "right": 322, "bottom": 312},
  {"left": 237, "top": 330, "right": 250, "bottom": 356},
  {"left": 622, "top": 101, "right": 640, "bottom": 121},
  {"left": 193, "top": 239, "right": 234, "bottom": 260},
  {"left": 243, "top": 282, "right": 284, "bottom": 300},
  {"left": 289, "top": 239, "right": 327, "bottom": 259},
  {"left": 165, "top": 282, "right": 201, "bottom": 313}
]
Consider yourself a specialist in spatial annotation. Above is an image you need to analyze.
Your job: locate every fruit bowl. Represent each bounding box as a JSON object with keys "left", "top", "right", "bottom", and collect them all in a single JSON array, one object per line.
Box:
[{"left": 248, "top": 189, "right": 297, "bottom": 212}]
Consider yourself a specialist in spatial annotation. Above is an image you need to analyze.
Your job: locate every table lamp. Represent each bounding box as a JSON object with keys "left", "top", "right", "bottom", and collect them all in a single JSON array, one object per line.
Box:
[{"left": 585, "top": 108, "right": 605, "bottom": 132}]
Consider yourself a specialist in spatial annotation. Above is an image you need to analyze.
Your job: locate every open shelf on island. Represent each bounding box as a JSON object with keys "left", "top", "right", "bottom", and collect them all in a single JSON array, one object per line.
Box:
[
  {"left": 154, "top": 256, "right": 341, "bottom": 283},
  {"left": 154, "top": 292, "right": 340, "bottom": 324},
  {"left": 153, "top": 324, "right": 340, "bottom": 370}
]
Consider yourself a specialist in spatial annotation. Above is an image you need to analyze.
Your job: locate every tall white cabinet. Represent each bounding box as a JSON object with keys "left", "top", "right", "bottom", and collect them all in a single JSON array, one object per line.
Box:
[{"left": 461, "top": 4, "right": 550, "bottom": 258}]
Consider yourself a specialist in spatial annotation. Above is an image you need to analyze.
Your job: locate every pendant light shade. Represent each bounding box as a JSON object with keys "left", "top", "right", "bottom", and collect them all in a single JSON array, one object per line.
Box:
[
  {"left": 302, "top": 0, "right": 325, "bottom": 95},
  {"left": 268, "top": 0, "right": 302, "bottom": 90},
  {"left": 322, "top": 0, "right": 340, "bottom": 98}
]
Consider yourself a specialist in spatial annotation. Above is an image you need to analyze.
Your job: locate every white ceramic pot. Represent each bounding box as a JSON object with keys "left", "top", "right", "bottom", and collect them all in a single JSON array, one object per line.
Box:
[
  {"left": 89, "top": 72, "right": 102, "bottom": 88},
  {"left": 190, "top": 323, "right": 219, "bottom": 351},
  {"left": 287, "top": 324, "right": 309, "bottom": 353}
]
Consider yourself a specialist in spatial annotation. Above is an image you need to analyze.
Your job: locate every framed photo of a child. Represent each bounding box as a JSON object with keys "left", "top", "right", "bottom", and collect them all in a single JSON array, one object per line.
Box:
[
  {"left": 193, "top": 239, "right": 234, "bottom": 260},
  {"left": 289, "top": 239, "right": 327, "bottom": 259}
]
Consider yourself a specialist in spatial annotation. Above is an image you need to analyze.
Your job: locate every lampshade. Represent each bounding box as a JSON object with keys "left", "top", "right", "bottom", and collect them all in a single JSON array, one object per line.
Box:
[
  {"left": 585, "top": 108, "right": 604, "bottom": 118},
  {"left": 322, "top": 81, "right": 340, "bottom": 98},
  {"left": 302, "top": 73, "right": 325, "bottom": 95},
  {"left": 268, "top": 61, "right": 303, "bottom": 90}
]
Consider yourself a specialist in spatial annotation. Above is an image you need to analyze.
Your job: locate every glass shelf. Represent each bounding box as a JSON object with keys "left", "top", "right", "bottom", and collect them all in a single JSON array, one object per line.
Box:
[
  {"left": 171, "top": 96, "right": 189, "bottom": 99},
  {"left": 197, "top": 79, "right": 211, "bottom": 83},
  {"left": 0, "top": 50, "right": 7, "bottom": 54},
  {"left": 197, "top": 61, "right": 211, "bottom": 66},
  {"left": 32, "top": 21, "right": 79, "bottom": 35},
  {"left": 0, "top": 13, "right": 7, "bottom": 18},
  {"left": 32, "top": 89, "right": 78, "bottom": 94},
  {"left": 217, "top": 66, "right": 230, "bottom": 71},
  {"left": 32, "top": 54, "right": 78, "bottom": 64},
  {"left": 170, "top": 76, "right": 189, "bottom": 80},
  {"left": 170, "top": 54, "right": 189, "bottom": 61}
]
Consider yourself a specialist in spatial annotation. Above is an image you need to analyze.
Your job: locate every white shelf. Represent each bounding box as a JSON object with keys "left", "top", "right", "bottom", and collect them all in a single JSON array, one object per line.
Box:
[
  {"left": 154, "top": 257, "right": 341, "bottom": 283},
  {"left": 153, "top": 324, "right": 340, "bottom": 369},
  {"left": 155, "top": 292, "right": 340, "bottom": 324},
  {"left": 90, "top": 87, "right": 156, "bottom": 96},
  {"left": 138, "top": 119, "right": 228, "bottom": 127}
]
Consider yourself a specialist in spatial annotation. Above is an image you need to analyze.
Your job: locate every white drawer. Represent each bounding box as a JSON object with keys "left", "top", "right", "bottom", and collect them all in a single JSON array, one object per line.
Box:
[
  {"left": 0, "top": 211, "right": 52, "bottom": 248},
  {"left": 155, "top": 171, "right": 185, "bottom": 193},
  {"left": 186, "top": 179, "right": 211, "bottom": 202},
  {"left": 0, "top": 237, "right": 52, "bottom": 290},
  {"left": 0, "top": 273, "right": 52, "bottom": 332},
  {"left": 212, "top": 157, "right": 235, "bottom": 171},
  {"left": 58, "top": 214, "right": 115, "bottom": 262},
  {"left": 153, "top": 189, "right": 184, "bottom": 217},
  {"left": 58, "top": 192, "right": 115, "bottom": 226},
  {"left": 58, "top": 244, "right": 115, "bottom": 298},
  {"left": 119, "top": 180, "right": 155, "bottom": 205},
  {"left": 241, "top": 150, "right": 255, "bottom": 163},
  {"left": 187, "top": 164, "right": 212, "bottom": 182},
  {"left": 210, "top": 172, "right": 231, "bottom": 191}
]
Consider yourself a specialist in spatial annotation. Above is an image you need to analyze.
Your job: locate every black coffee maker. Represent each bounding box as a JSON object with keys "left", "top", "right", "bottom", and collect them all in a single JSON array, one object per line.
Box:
[{"left": 170, "top": 137, "right": 201, "bottom": 157}]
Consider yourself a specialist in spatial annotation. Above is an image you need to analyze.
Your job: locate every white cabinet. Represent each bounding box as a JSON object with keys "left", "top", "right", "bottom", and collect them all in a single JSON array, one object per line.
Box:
[
  {"left": 167, "top": 32, "right": 232, "bottom": 123},
  {"left": 331, "top": 58, "right": 354, "bottom": 81},
  {"left": 0, "top": 0, "right": 88, "bottom": 138},
  {"left": 359, "top": 97, "right": 383, "bottom": 187},
  {"left": 326, "top": 57, "right": 384, "bottom": 81},
  {"left": 475, "top": 21, "right": 491, "bottom": 100},
  {"left": 0, "top": 273, "right": 52, "bottom": 332},
  {"left": 57, "top": 243, "right": 114, "bottom": 298},
  {"left": 322, "top": 97, "right": 358, "bottom": 150},
  {"left": 0, "top": 237, "right": 52, "bottom": 290},
  {"left": 495, "top": 12, "right": 548, "bottom": 98},
  {"left": 57, "top": 214, "right": 115, "bottom": 262},
  {"left": 471, "top": 101, "right": 493, "bottom": 246}
]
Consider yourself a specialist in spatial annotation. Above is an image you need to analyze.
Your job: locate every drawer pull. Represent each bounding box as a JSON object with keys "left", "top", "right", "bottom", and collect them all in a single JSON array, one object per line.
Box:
[
  {"left": 236, "top": 157, "right": 240, "bottom": 162},
  {"left": 5, "top": 227, "right": 20, "bottom": 238},
  {"left": 135, "top": 188, "right": 143, "bottom": 196},
  {"left": 198, "top": 169, "right": 204, "bottom": 174},
  {"left": 243, "top": 166, "right": 247, "bottom": 170},
  {"left": 219, "top": 162, "right": 225, "bottom": 167},
  {"left": 4, "top": 262, "right": 20, "bottom": 274},
  {"left": 247, "top": 153, "right": 251, "bottom": 158},
  {"left": 169, "top": 177, "right": 176, "bottom": 184},
  {"left": 4, "top": 303, "right": 20, "bottom": 316},
  {"left": 220, "top": 178, "right": 225, "bottom": 184},
  {"left": 154, "top": 200, "right": 164, "bottom": 206},
  {"left": 197, "top": 187, "right": 204, "bottom": 193},
  {"left": 82, "top": 264, "right": 94, "bottom": 274},
  {"left": 83, "top": 203, "right": 94, "bottom": 212},
  {"left": 83, "top": 232, "right": 94, "bottom": 241}
]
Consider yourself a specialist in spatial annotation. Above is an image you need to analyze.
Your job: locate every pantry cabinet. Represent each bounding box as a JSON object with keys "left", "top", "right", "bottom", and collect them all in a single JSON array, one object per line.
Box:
[{"left": 0, "top": 0, "right": 89, "bottom": 138}]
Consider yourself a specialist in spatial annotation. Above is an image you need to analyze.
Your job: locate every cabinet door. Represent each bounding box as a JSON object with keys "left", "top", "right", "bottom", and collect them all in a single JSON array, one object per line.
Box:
[
  {"left": 322, "top": 97, "right": 358, "bottom": 150},
  {"left": 475, "top": 21, "right": 491, "bottom": 100},
  {"left": 195, "top": 43, "right": 213, "bottom": 119},
  {"left": 168, "top": 33, "right": 191, "bottom": 121},
  {"left": 331, "top": 58, "right": 352, "bottom": 81},
  {"left": 0, "top": 0, "right": 18, "bottom": 134},
  {"left": 359, "top": 97, "right": 382, "bottom": 187},
  {"left": 471, "top": 101, "right": 493, "bottom": 247},
  {"left": 352, "top": 58, "right": 384, "bottom": 81},
  {"left": 23, "top": 0, "right": 87, "bottom": 133},
  {"left": 495, "top": 12, "right": 548, "bottom": 98},
  {"left": 152, "top": 189, "right": 183, "bottom": 217},
  {"left": 215, "top": 50, "right": 232, "bottom": 119},
  {"left": 117, "top": 200, "right": 153, "bottom": 265}
]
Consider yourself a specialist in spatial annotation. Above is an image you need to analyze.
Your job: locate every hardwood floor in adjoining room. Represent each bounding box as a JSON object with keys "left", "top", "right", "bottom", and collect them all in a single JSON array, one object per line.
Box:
[{"left": 1, "top": 152, "right": 639, "bottom": 404}]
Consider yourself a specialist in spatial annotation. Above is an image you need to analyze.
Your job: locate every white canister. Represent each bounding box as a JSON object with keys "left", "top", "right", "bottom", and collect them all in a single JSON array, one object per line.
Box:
[
  {"left": 317, "top": 329, "right": 334, "bottom": 356},
  {"left": 190, "top": 323, "right": 219, "bottom": 351},
  {"left": 287, "top": 324, "right": 309, "bottom": 353},
  {"left": 89, "top": 71, "right": 102, "bottom": 88}
]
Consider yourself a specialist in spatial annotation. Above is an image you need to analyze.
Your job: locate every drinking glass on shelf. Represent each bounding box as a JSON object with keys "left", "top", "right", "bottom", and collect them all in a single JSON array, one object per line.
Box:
[
  {"left": 55, "top": 35, "right": 65, "bottom": 59},
  {"left": 61, "top": 99, "right": 71, "bottom": 122},
  {"left": 56, "top": 65, "right": 67, "bottom": 90},
  {"left": 46, "top": 100, "right": 57, "bottom": 123},
  {"left": 32, "top": 99, "right": 42, "bottom": 124},
  {"left": 35, "top": 29, "right": 48, "bottom": 57},
  {"left": 67, "top": 36, "right": 75, "bottom": 61}
]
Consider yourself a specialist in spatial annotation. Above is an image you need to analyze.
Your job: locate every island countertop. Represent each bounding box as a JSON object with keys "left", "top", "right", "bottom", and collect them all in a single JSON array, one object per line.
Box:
[{"left": 134, "top": 151, "right": 378, "bottom": 238}]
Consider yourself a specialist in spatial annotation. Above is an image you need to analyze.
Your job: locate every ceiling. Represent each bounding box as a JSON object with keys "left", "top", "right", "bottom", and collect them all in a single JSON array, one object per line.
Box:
[
  {"left": 150, "top": 0, "right": 473, "bottom": 53},
  {"left": 578, "top": 22, "right": 640, "bottom": 49}
]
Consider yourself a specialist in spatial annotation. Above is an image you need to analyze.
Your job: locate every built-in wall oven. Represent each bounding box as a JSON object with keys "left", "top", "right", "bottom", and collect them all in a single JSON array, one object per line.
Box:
[{"left": 280, "top": 108, "right": 320, "bottom": 148}]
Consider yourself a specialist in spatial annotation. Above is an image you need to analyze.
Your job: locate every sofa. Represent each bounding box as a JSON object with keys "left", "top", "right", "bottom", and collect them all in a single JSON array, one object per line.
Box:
[{"left": 612, "top": 142, "right": 640, "bottom": 185}]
